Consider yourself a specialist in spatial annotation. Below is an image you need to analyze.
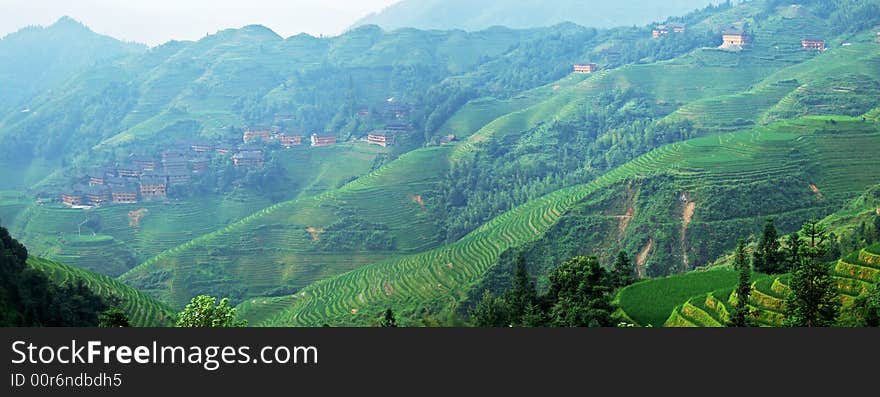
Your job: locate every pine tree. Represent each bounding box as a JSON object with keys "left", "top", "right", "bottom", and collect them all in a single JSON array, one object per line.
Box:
[
  {"left": 873, "top": 214, "right": 880, "bottom": 243},
  {"left": 728, "top": 240, "right": 753, "bottom": 327},
  {"left": 547, "top": 257, "right": 614, "bottom": 327},
  {"left": 611, "top": 251, "right": 635, "bottom": 289},
  {"left": 470, "top": 290, "right": 508, "bottom": 327},
  {"left": 98, "top": 307, "right": 130, "bottom": 328},
  {"left": 784, "top": 220, "right": 840, "bottom": 327},
  {"left": 506, "top": 253, "right": 537, "bottom": 325},
  {"left": 754, "top": 218, "right": 783, "bottom": 274},
  {"left": 380, "top": 308, "right": 397, "bottom": 327},
  {"left": 784, "top": 232, "right": 802, "bottom": 272}
]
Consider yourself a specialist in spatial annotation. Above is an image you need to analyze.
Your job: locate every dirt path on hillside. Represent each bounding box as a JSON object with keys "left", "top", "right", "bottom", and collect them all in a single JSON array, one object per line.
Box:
[
  {"left": 411, "top": 194, "right": 425, "bottom": 209},
  {"left": 305, "top": 227, "right": 325, "bottom": 241},
  {"left": 616, "top": 182, "right": 637, "bottom": 239},
  {"left": 128, "top": 209, "right": 148, "bottom": 229},
  {"left": 809, "top": 183, "right": 825, "bottom": 201},
  {"left": 636, "top": 239, "right": 654, "bottom": 278},
  {"left": 680, "top": 193, "right": 696, "bottom": 271}
]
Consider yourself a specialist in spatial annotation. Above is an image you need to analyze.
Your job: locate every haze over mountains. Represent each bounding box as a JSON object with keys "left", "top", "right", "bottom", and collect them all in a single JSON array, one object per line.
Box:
[
  {"left": 354, "top": 0, "right": 729, "bottom": 31},
  {"left": 0, "top": 16, "right": 144, "bottom": 115},
  {"left": 1, "top": 0, "right": 879, "bottom": 328}
]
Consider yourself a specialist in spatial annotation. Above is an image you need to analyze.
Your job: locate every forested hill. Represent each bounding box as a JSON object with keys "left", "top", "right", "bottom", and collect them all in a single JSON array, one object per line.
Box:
[
  {"left": 0, "top": 16, "right": 145, "bottom": 116},
  {"left": 354, "top": 0, "right": 727, "bottom": 32}
]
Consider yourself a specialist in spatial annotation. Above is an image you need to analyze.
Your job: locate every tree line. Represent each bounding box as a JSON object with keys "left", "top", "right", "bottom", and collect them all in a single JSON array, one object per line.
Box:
[{"left": 729, "top": 218, "right": 880, "bottom": 327}]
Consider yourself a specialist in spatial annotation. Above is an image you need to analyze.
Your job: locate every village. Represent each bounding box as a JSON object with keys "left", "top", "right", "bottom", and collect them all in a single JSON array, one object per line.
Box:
[
  {"left": 57, "top": 23, "right": 862, "bottom": 210},
  {"left": 58, "top": 102, "right": 418, "bottom": 208},
  {"left": 572, "top": 23, "right": 835, "bottom": 75}
]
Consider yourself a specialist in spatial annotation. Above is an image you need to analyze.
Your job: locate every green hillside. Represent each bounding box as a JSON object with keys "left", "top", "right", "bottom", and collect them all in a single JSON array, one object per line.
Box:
[
  {"left": 237, "top": 116, "right": 880, "bottom": 326},
  {"left": 120, "top": 145, "right": 451, "bottom": 306},
  {"left": 617, "top": 183, "right": 880, "bottom": 327},
  {"left": 664, "top": 245, "right": 880, "bottom": 327},
  {"left": 27, "top": 256, "right": 175, "bottom": 327}
]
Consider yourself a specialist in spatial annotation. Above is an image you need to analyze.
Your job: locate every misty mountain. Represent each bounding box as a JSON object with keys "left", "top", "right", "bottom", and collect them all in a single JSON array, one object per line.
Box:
[
  {"left": 0, "top": 16, "right": 145, "bottom": 115},
  {"left": 353, "top": 0, "right": 728, "bottom": 32}
]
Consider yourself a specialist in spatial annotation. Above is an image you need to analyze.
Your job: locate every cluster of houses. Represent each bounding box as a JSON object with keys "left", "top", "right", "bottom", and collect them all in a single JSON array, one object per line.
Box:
[
  {"left": 59, "top": 117, "right": 414, "bottom": 208},
  {"left": 60, "top": 142, "right": 221, "bottom": 207}
]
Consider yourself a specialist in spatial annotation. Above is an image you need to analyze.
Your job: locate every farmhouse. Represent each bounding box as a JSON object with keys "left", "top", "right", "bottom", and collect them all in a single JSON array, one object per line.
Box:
[
  {"left": 189, "top": 157, "right": 209, "bottom": 174},
  {"left": 85, "top": 185, "right": 110, "bottom": 206},
  {"left": 310, "top": 133, "right": 336, "bottom": 147},
  {"left": 164, "top": 169, "right": 190, "bottom": 185},
  {"left": 61, "top": 191, "right": 84, "bottom": 207},
  {"left": 367, "top": 130, "right": 395, "bottom": 147},
  {"left": 243, "top": 129, "right": 272, "bottom": 143},
  {"left": 232, "top": 150, "right": 264, "bottom": 167},
  {"left": 88, "top": 167, "right": 113, "bottom": 186},
  {"left": 111, "top": 186, "right": 138, "bottom": 204},
  {"left": 876, "top": 32, "right": 880, "bottom": 43},
  {"left": 105, "top": 177, "right": 127, "bottom": 188},
  {"left": 802, "top": 38, "right": 825, "bottom": 50},
  {"left": 385, "top": 103, "right": 410, "bottom": 120},
  {"left": 278, "top": 134, "right": 303, "bottom": 148},
  {"left": 139, "top": 176, "right": 167, "bottom": 199},
  {"left": 439, "top": 134, "right": 457, "bottom": 145},
  {"left": 117, "top": 164, "right": 143, "bottom": 178},
  {"left": 652, "top": 25, "right": 669, "bottom": 38},
  {"left": 573, "top": 63, "right": 598, "bottom": 74},
  {"left": 130, "top": 155, "right": 157, "bottom": 172},
  {"left": 721, "top": 28, "right": 749, "bottom": 48},
  {"left": 162, "top": 156, "right": 189, "bottom": 175}
]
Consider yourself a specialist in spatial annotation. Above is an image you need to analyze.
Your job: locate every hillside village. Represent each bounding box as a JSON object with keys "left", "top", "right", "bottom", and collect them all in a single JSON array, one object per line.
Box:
[
  {"left": 56, "top": 20, "right": 847, "bottom": 210},
  {"left": 57, "top": 102, "right": 417, "bottom": 208}
]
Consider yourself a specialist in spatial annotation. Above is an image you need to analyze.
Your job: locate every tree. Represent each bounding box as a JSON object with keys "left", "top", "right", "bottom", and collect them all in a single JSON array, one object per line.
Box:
[
  {"left": 176, "top": 295, "right": 247, "bottom": 327},
  {"left": 611, "top": 251, "right": 635, "bottom": 289},
  {"left": 380, "top": 308, "right": 398, "bottom": 327},
  {"left": 728, "top": 240, "right": 754, "bottom": 327},
  {"left": 873, "top": 214, "right": 880, "bottom": 243},
  {"left": 506, "top": 253, "right": 536, "bottom": 325},
  {"left": 753, "top": 218, "right": 783, "bottom": 274},
  {"left": 470, "top": 290, "right": 509, "bottom": 327},
  {"left": 546, "top": 256, "right": 614, "bottom": 327},
  {"left": 784, "top": 232, "right": 802, "bottom": 272},
  {"left": 784, "top": 220, "right": 840, "bottom": 327},
  {"left": 98, "top": 307, "right": 131, "bottom": 328}
]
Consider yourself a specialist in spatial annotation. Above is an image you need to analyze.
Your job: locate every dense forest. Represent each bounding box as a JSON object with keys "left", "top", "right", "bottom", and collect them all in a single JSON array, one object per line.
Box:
[{"left": 0, "top": 226, "right": 108, "bottom": 326}]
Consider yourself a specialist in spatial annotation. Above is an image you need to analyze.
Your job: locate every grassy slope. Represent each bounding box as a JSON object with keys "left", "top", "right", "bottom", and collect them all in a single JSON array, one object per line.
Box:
[
  {"left": 243, "top": 116, "right": 880, "bottom": 326},
  {"left": 4, "top": 142, "right": 386, "bottom": 277},
  {"left": 28, "top": 256, "right": 175, "bottom": 327},
  {"left": 665, "top": 245, "right": 880, "bottom": 327},
  {"left": 120, "top": 144, "right": 452, "bottom": 306},
  {"left": 620, "top": 184, "right": 880, "bottom": 327}
]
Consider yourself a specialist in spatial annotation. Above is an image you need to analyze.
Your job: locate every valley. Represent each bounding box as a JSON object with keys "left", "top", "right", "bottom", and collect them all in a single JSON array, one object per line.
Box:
[{"left": 1, "top": 0, "right": 879, "bottom": 327}]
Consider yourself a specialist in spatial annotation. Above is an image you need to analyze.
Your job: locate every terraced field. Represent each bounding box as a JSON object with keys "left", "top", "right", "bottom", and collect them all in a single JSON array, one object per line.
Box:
[
  {"left": 10, "top": 194, "right": 272, "bottom": 276},
  {"left": 243, "top": 117, "right": 880, "bottom": 326},
  {"left": 121, "top": 146, "right": 453, "bottom": 307},
  {"left": 665, "top": 246, "right": 880, "bottom": 327},
  {"left": 28, "top": 256, "right": 175, "bottom": 327}
]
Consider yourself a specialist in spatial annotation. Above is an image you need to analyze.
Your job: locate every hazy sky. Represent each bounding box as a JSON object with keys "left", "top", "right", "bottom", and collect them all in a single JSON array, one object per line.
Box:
[{"left": 0, "top": 0, "right": 402, "bottom": 45}]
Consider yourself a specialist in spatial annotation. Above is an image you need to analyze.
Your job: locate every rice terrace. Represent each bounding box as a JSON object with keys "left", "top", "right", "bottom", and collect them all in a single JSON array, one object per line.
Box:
[{"left": 1, "top": 0, "right": 880, "bottom": 330}]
